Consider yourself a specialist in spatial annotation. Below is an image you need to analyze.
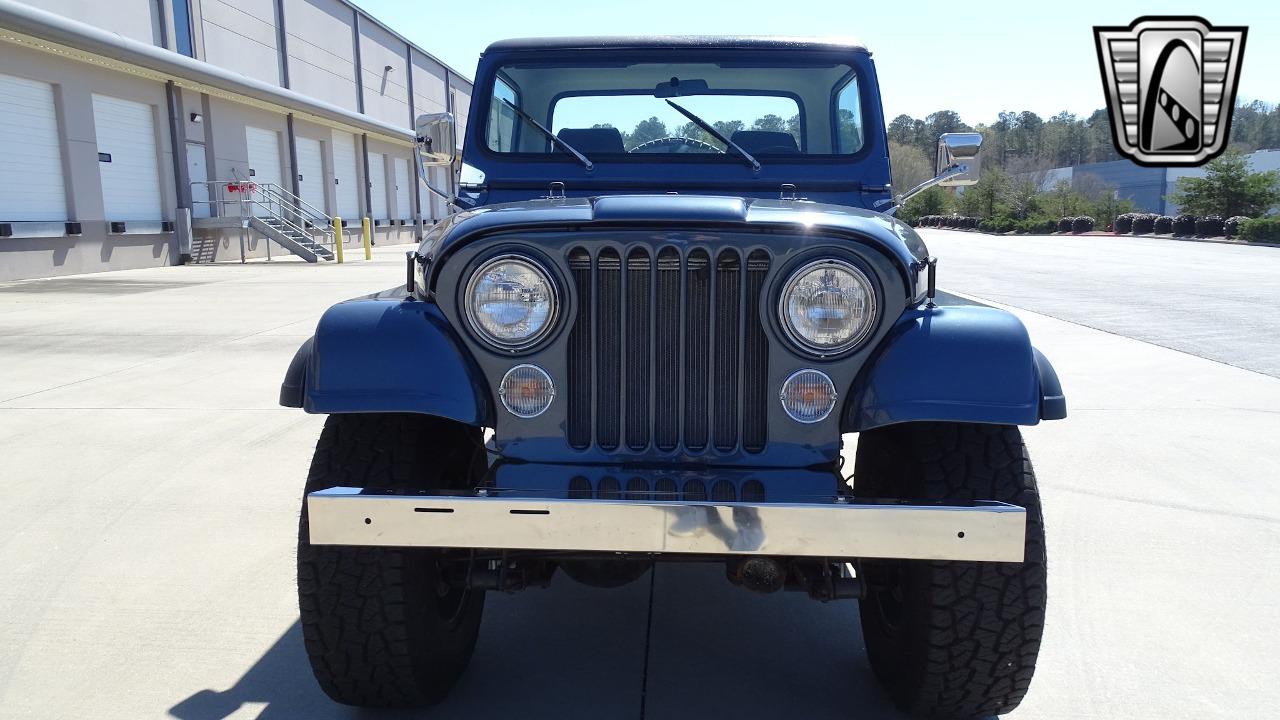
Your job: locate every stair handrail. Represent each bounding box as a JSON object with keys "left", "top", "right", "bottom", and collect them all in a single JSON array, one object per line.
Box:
[
  {"left": 251, "top": 183, "right": 337, "bottom": 253},
  {"left": 246, "top": 187, "right": 316, "bottom": 242},
  {"left": 188, "top": 179, "right": 339, "bottom": 259},
  {"left": 257, "top": 182, "right": 331, "bottom": 228}
]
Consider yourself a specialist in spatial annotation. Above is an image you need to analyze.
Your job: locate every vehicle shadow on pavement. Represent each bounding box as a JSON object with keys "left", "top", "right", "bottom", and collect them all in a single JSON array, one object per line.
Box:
[{"left": 168, "top": 564, "right": 917, "bottom": 719}]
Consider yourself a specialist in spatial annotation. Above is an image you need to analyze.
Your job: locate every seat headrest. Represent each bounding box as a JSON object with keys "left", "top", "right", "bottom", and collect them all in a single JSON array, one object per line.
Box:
[
  {"left": 729, "top": 130, "right": 800, "bottom": 154},
  {"left": 555, "top": 128, "right": 626, "bottom": 154}
]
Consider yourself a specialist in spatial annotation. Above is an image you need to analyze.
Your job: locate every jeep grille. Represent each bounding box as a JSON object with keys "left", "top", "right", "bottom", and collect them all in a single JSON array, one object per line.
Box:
[{"left": 566, "top": 245, "right": 770, "bottom": 454}]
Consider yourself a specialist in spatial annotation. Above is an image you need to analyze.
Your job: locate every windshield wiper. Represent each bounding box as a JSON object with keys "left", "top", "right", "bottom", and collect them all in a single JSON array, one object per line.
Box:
[
  {"left": 664, "top": 99, "right": 761, "bottom": 172},
  {"left": 500, "top": 98, "right": 594, "bottom": 171}
]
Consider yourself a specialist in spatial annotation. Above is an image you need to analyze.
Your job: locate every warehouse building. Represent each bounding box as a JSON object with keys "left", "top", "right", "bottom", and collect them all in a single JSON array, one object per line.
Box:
[
  {"left": 0, "top": 0, "right": 472, "bottom": 281},
  {"left": 1037, "top": 148, "right": 1280, "bottom": 216}
]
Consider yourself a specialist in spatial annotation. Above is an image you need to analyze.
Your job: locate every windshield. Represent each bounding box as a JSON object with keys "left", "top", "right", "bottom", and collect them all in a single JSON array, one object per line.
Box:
[{"left": 483, "top": 58, "right": 864, "bottom": 160}]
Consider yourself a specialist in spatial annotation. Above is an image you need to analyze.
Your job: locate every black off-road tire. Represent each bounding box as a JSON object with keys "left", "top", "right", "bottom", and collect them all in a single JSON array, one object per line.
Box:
[
  {"left": 297, "top": 413, "right": 486, "bottom": 708},
  {"left": 854, "top": 422, "right": 1047, "bottom": 719}
]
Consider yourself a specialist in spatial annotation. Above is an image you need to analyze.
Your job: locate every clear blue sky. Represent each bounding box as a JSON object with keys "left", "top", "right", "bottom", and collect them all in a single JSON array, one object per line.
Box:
[{"left": 353, "top": 0, "right": 1278, "bottom": 125}]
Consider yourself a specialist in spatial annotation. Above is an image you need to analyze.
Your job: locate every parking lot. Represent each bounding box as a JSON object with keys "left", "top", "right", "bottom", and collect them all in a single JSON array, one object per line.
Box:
[{"left": 2, "top": 230, "right": 1278, "bottom": 720}]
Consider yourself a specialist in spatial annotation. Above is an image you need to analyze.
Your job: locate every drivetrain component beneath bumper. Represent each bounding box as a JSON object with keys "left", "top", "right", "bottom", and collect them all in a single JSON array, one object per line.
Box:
[{"left": 307, "top": 488, "right": 1027, "bottom": 562}]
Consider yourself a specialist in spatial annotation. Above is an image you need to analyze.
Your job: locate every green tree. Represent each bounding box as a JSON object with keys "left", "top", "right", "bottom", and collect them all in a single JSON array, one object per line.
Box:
[
  {"left": 1044, "top": 179, "right": 1086, "bottom": 218},
  {"left": 888, "top": 114, "right": 923, "bottom": 147},
  {"left": 751, "top": 114, "right": 786, "bottom": 133},
  {"left": 1169, "top": 150, "right": 1280, "bottom": 217},
  {"left": 785, "top": 114, "right": 802, "bottom": 146},
  {"left": 899, "top": 186, "right": 950, "bottom": 223},
  {"left": 712, "top": 119, "right": 744, "bottom": 139},
  {"left": 836, "top": 109, "right": 862, "bottom": 152},
  {"left": 676, "top": 121, "right": 713, "bottom": 145},
  {"left": 627, "top": 117, "right": 669, "bottom": 149},
  {"left": 956, "top": 168, "right": 1010, "bottom": 219},
  {"left": 888, "top": 141, "right": 933, "bottom": 194}
]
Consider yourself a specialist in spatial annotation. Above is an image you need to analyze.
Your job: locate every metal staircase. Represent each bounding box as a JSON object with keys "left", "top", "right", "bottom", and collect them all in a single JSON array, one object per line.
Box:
[{"left": 191, "top": 178, "right": 338, "bottom": 263}]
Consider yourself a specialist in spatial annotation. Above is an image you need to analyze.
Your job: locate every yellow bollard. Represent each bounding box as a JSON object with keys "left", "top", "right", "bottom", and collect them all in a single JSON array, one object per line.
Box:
[
  {"left": 362, "top": 217, "right": 372, "bottom": 261},
  {"left": 332, "top": 216, "right": 344, "bottom": 264}
]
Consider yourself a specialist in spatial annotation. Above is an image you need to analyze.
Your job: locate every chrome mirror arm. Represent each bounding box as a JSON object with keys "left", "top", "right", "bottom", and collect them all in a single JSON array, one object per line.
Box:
[{"left": 881, "top": 163, "right": 971, "bottom": 215}]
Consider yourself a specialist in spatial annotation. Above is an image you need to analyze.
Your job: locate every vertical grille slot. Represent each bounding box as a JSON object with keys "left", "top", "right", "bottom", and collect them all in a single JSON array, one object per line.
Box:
[
  {"left": 713, "top": 251, "right": 742, "bottom": 451},
  {"left": 625, "top": 249, "right": 651, "bottom": 450},
  {"left": 654, "top": 248, "right": 681, "bottom": 450},
  {"left": 596, "top": 249, "right": 622, "bottom": 450},
  {"left": 565, "top": 243, "right": 769, "bottom": 456},
  {"left": 683, "top": 249, "right": 711, "bottom": 451},
  {"left": 567, "top": 248, "right": 592, "bottom": 449},
  {"left": 743, "top": 251, "right": 771, "bottom": 452}
]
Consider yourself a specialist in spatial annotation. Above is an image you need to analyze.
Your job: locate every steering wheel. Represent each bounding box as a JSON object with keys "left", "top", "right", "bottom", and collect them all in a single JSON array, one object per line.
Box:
[{"left": 628, "top": 136, "right": 723, "bottom": 154}]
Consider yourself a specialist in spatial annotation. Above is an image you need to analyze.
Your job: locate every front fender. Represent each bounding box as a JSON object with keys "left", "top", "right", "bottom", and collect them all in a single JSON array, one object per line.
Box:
[
  {"left": 279, "top": 298, "right": 491, "bottom": 426},
  {"left": 844, "top": 306, "right": 1066, "bottom": 432}
]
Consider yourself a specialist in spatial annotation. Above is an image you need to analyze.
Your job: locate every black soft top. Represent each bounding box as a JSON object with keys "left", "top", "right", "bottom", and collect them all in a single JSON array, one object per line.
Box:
[{"left": 483, "top": 36, "right": 870, "bottom": 55}]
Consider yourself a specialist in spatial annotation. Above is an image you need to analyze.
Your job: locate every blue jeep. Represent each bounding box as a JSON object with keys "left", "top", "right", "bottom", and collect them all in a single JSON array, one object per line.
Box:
[{"left": 282, "top": 36, "right": 1065, "bottom": 719}]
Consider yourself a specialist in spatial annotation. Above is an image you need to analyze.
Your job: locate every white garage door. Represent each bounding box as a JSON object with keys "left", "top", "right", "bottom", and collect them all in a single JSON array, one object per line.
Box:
[
  {"left": 332, "top": 131, "right": 359, "bottom": 220},
  {"left": 295, "top": 136, "right": 326, "bottom": 215},
  {"left": 92, "top": 94, "right": 162, "bottom": 222},
  {"left": 393, "top": 157, "right": 412, "bottom": 220},
  {"left": 367, "top": 152, "right": 387, "bottom": 220},
  {"left": 245, "top": 126, "right": 282, "bottom": 216},
  {"left": 0, "top": 74, "right": 67, "bottom": 221}
]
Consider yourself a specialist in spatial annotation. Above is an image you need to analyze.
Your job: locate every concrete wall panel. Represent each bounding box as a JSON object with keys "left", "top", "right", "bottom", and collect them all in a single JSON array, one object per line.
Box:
[
  {"left": 20, "top": 0, "right": 161, "bottom": 45},
  {"left": 358, "top": 20, "right": 409, "bottom": 127},
  {"left": 411, "top": 52, "right": 449, "bottom": 115},
  {"left": 283, "top": 0, "right": 359, "bottom": 111},
  {"left": 199, "top": 0, "right": 282, "bottom": 86}
]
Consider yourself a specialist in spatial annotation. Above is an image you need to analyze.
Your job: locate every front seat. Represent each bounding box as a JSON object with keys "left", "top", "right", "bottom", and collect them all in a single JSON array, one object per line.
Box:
[
  {"left": 555, "top": 128, "right": 626, "bottom": 154},
  {"left": 729, "top": 130, "right": 800, "bottom": 155}
]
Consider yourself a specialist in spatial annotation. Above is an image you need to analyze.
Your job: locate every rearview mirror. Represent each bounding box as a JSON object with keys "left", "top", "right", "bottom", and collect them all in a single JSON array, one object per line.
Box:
[
  {"left": 653, "top": 78, "right": 711, "bottom": 98},
  {"left": 935, "top": 132, "right": 983, "bottom": 187},
  {"left": 415, "top": 113, "right": 456, "bottom": 166}
]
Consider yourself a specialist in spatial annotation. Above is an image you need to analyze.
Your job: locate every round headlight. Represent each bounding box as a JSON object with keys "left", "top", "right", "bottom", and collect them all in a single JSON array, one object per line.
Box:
[
  {"left": 778, "top": 259, "right": 877, "bottom": 355},
  {"left": 465, "top": 255, "right": 558, "bottom": 350}
]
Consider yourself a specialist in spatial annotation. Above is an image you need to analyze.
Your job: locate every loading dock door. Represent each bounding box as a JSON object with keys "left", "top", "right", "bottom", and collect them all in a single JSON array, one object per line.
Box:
[
  {"left": 0, "top": 73, "right": 67, "bottom": 221},
  {"left": 245, "top": 127, "right": 282, "bottom": 216},
  {"left": 332, "top": 131, "right": 359, "bottom": 220},
  {"left": 394, "top": 157, "right": 412, "bottom": 220},
  {"left": 367, "top": 152, "right": 387, "bottom": 221},
  {"left": 92, "top": 94, "right": 163, "bottom": 222},
  {"left": 295, "top": 136, "right": 326, "bottom": 215}
]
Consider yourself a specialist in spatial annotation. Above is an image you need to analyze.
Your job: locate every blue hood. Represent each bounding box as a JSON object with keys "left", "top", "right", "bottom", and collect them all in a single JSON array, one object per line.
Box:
[{"left": 419, "top": 194, "right": 927, "bottom": 289}]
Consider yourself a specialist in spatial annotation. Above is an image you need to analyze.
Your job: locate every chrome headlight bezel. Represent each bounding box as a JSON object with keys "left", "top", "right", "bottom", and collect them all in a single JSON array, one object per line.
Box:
[
  {"left": 777, "top": 258, "right": 878, "bottom": 356},
  {"left": 464, "top": 254, "right": 560, "bottom": 351}
]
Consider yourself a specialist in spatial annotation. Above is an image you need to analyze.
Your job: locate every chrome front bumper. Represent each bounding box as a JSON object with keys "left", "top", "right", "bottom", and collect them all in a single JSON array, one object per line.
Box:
[{"left": 306, "top": 488, "right": 1027, "bottom": 562}]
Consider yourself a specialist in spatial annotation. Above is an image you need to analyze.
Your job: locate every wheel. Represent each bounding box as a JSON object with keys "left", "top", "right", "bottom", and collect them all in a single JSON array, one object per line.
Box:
[
  {"left": 853, "top": 422, "right": 1047, "bottom": 719},
  {"left": 297, "top": 413, "right": 486, "bottom": 708}
]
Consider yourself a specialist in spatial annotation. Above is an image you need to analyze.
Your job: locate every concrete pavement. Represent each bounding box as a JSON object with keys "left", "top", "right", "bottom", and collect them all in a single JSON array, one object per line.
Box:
[
  {"left": 2, "top": 237, "right": 1278, "bottom": 719},
  {"left": 919, "top": 229, "right": 1280, "bottom": 377}
]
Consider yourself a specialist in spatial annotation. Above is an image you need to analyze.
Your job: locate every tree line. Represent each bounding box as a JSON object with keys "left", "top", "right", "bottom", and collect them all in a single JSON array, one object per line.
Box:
[
  {"left": 891, "top": 101, "right": 1280, "bottom": 232},
  {"left": 889, "top": 100, "right": 1280, "bottom": 176}
]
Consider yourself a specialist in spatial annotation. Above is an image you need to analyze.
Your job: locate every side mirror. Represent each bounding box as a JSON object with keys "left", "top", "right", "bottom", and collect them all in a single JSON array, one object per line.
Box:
[
  {"left": 935, "top": 132, "right": 982, "bottom": 187},
  {"left": 415, "top": 113, "right": 456, "bottom": 166}
]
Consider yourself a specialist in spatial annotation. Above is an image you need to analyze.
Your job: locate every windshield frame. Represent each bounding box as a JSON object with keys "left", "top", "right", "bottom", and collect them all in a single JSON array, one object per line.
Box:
[{"left": 469, "top": 48, "right": 876, "bottom": 167}]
